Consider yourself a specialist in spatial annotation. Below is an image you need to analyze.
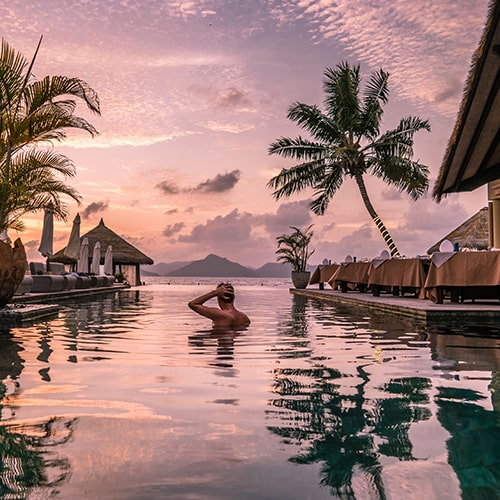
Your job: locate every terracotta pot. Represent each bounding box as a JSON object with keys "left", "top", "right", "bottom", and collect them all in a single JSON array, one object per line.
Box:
[
  {"left": 0, "top": 238, "right": 27, "bottom": 308},
  {"left": 291, "top": 271, "right": 310, "bottom": 289}
]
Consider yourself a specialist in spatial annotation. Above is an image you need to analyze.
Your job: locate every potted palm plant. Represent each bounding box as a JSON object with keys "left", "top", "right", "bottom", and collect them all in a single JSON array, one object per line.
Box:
[{"left": 276, "top": 225, "right": 315, "bottom": 289}]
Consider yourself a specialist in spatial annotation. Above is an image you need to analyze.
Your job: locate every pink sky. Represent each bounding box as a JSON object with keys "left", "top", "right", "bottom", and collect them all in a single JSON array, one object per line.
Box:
[{"left": 1, "top": 0, "right": 491, "bottom": 268}]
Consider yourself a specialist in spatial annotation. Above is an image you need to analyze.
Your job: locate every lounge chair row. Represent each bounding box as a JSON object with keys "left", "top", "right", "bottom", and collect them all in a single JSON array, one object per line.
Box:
[{"left": 15, "top": 262, "right": 115, "bottom": 295}]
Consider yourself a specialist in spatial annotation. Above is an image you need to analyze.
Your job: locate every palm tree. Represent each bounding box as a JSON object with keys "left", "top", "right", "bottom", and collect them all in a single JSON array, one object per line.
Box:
[
  {"left": 276, "top": 224, "right": 315, "bottom": 272},
  {"left": 0, "top": 37, "right": 100, "bottom": 236},
  {"left": 268, "top": 62, "right": 430, "bottom": 256}
]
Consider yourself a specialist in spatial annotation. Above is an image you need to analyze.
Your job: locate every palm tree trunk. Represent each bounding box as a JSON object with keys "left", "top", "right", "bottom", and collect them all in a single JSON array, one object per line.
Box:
[
  {"left": 0, "top": 140, "right": 12, "bottom": 233},
  {"left": 353, "top": 172, "right": 400, "bottom": 257}
]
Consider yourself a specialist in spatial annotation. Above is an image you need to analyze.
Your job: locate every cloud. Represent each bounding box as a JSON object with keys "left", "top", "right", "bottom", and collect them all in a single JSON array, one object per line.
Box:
[
  {"left": 156, "top": 180, "right": 180, "bottom": 195},
  {"left": 194, "top": 170, "right": 241, "bottom": 193},
  {"left": 396, "top": 198, "right": 469, "bottom": 235},
  {"left": 24, "top": 239, "right": 39, "bottom": 252},
  {"left": 163, "top": 222, "right": 185, "bottom": 237},
  {"left": 179, "top": 209, "right": 252, "bottom": 244},
  {"left": 271, "top": 0, "right": 487, "bottom": 117},
  {"left": 83, "top": 201, "right": 108, "bottom": 218},
  {"left": 214, "top": 86, "right": 254, "bottom": 111},
  {"left": 259, "top": 200, "right": 314, "bottom": 235},
  {"left": 173, "top": 208, "right": 277, "bottom": 265},
  {"left": 381, "top": 188, "right": 403, "bottom": 201}
]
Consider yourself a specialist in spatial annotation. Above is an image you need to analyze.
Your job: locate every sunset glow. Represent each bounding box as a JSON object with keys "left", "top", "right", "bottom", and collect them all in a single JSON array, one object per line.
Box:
[{"left": 1, "top": 0, "right": 490, "bottom": 267}]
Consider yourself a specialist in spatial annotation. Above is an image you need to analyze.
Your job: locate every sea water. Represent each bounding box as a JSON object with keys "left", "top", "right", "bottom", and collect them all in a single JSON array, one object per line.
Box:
[{"left": 0, "top": 277, "right": 499, "bottom": 499}]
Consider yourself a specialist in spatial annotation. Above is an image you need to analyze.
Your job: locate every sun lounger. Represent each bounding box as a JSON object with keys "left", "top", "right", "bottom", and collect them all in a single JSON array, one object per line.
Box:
[
  {"left": 74, "top": 274, "right": 92, "bottom": 289},
  {"left": 48, "top": 262, "right": 77, "bottom": 290},
  {"left": 29, "top": 262, "right": 65, "bottom": 292}
]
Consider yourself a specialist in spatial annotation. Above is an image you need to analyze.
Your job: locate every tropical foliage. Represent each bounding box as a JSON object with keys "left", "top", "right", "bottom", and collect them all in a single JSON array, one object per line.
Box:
[
  {"left": 268, "top": 62, "right": 431, "bottom": 256},
  {"left": 276, "top": 224, "right": 315, "bottom": 272},
  {"left": 0, "top": 37, "right": 100, "bottom": 235}
]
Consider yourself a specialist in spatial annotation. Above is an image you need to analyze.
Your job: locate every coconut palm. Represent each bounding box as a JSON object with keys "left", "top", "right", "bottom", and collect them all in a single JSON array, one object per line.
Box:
[
  {"left": 268, "top": 62, "right": 431, "bottom": 256},
  {"left": 0, "top": 37, "right": 100, "bottom": 235}
]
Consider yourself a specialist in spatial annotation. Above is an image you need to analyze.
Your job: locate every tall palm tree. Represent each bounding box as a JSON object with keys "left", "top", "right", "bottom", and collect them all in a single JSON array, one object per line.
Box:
[
  {"left": 268, "top": 61, "right": 430, "bottom": 256},
  {"left": 0, "top": 37, "right": 100, "bottom": 236}
]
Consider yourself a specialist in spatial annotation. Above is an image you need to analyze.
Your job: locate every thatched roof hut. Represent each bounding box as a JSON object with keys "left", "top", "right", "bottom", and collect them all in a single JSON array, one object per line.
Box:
[
  {"left": 433, "top": 0, "right": 500, "bottom": 200},
  {"left": 427, "top": 207, "right": 489, "bottom": 254},
  {"left": 51, "top": 219, "right": 153, "bottom": 285}
]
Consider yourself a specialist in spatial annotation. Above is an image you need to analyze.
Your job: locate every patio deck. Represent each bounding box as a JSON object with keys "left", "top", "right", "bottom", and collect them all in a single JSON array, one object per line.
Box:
[{"left": 291, "top": 287, "right": 500, "bottom": 322}]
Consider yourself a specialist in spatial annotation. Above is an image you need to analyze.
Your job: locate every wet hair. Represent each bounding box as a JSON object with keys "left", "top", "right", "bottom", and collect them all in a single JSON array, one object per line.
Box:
[{"left": 217, "top": 282, "right": 235, "bottom": 303}]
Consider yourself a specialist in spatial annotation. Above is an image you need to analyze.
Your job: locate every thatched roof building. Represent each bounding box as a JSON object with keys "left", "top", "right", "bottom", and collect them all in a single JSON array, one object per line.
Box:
[
  {"left": 51, "top": 219, "right": 153, "bottom": 285},
  {"left": 427, "top": 207, "right": 489, "bottom": 254},
  {"left": 433, "top": 0, "right": 500, "bottom": 199}
]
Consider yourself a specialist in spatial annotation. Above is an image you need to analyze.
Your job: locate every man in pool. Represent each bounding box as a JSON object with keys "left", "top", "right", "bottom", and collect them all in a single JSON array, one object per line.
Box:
[{"left": 188, "top": 283, "right": 250, "bottom": 329}]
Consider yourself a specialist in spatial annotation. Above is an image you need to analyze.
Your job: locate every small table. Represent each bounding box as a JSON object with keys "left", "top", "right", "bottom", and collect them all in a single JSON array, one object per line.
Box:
[
  {"left": 368, "top": 257, "right": 429, "bottom": 297},
  {"left": 329, "top": 262, "right": 371, "bottom": 293},
  {"left": 424, "top": 251, "right": 500, "bottom": 304},
  {"left": 309, "top": 264, "right": 339, "bottom": 289}
]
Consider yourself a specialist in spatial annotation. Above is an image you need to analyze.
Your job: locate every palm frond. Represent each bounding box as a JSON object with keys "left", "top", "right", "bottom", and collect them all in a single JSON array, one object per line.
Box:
[
  {"left": 323, "top": 62, "right": 361, "bottom": 134},
  {"left": 286, "top": 103, "right": 345, "bottom": 146},
  {"left": 369, "top": 155, "right": 430, "bottom": 200},
  {"left": 0, "top": 39, "right": 27, "bottom": 115},
  {"left": 9, "top": 149, "right": 77, "bottom": 179},
  {"left": 309, "top": 167, "right": 344, "bottom": 215},
  {"left": 268, "top": 136, "right": 326, "bottom": 160},
  {"left": 363, "top": 68, "right": 390, "bottom": 105},
  {"left": 25, "top": 75, "right": 100, "bottom": 116},
  {"left": 359, "top": 68, "right": 389, "bottom": 139},
  {"left": 268, "top": 160, "right": 326, "bottom": 198}
]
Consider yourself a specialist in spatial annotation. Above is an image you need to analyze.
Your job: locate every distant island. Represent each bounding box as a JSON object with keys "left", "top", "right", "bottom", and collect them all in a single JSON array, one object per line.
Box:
[{"left": 142, "top": 254, "right": 306, "bottom": 277}]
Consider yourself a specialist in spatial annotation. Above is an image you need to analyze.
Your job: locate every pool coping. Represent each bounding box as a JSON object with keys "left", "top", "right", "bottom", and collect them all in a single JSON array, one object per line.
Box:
[
  {"left": 11, "top": 283, "right": 130, "bottom": 305},
  {"left": 1, "top": 284, "right": 131, "bottom": 327},
  {"left": 291, "top": 288, "right": 500, "bottom": 322}
]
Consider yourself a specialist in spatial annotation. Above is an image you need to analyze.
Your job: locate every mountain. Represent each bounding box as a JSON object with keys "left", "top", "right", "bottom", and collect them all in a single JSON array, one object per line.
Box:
[
  {"left": 167, "top": 254, "right": 258, "bottom": 277},
  {"left": 143, "top": 261, "right": 192, "bottom": 275},
  {"left": 141, "top": 269, "right": 160, "bottom": 276},
  {"left": 144, "top": 255, "right": 316, "bottom": 277},
  {"left": 254, "top": 262, "right": 293, "bottom": 277}
]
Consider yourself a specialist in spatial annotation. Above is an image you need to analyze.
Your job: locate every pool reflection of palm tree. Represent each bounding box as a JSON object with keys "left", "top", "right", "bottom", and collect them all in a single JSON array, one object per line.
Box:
[
  {"left": 268, "top": 296, "right": 432, "bottom": 497},
  {"left": 269, "top": 362, "right": 432, "bottom": 497},
  {"left": 0, "top": 332, "right": 75, "bottom": 496},
  {"left": 0, "top": 417, "right": 75, "bottom": 496}
]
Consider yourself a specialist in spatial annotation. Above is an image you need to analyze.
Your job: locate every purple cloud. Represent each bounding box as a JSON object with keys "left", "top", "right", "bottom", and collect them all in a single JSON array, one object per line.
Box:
[
  {"left": 163, "top": 222, "right": 185, "bottom": 237},
  {"left": 83, "top": 201, "right": 108, "bottom": 218},
  {"left": 194, "top": 170, "right": 241, "bottom": 193}
]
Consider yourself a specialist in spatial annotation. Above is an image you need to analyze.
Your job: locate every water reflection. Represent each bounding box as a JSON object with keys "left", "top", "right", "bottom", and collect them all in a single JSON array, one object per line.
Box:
[
  {"left": 0, "top": 330, "right": 75, "bottom": 497},
  {"left": 0, "top": 417, "right": 75, "bottom": 497},
  {"left": 267, "top": 295, "right": 500, "bottom": 498},
  {"left": 0, "top": 332, "right": 24, "bottom": 422},
  {"left": 435, "top": 384, "right": 500, "bottom": 499},
  {"left": 268, "top": 369, "right": 432, "bottom": 497},
  {"left": 1, "top": 285, "right": 499, "bottom": 497},
  {"left": 188, "top": 330, "right": 240, "bottom": 377}
]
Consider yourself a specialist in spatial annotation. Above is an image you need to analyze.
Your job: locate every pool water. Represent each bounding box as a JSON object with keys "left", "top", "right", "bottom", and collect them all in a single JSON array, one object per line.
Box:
[{"left": 1, "top": 278, "right": 499, "bottom": 499}]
